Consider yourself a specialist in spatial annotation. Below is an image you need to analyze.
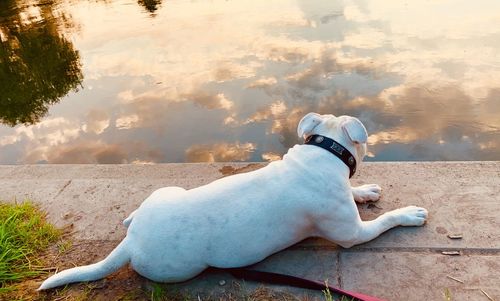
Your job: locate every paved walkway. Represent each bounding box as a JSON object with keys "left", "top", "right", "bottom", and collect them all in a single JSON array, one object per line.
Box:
[{"left": 1, "top": 162, "right": 499, "bottom": 300}]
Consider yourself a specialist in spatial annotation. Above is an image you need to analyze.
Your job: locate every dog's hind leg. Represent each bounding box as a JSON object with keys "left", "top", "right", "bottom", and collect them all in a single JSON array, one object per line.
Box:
[
  {"left": 124, "top": 187, "right": 186, "bottom": 228},
  {"left": 150, "top": 186, "right": 186, "bottom": 198},
  {"left": 38, "top": 238, "right": 131, "bottom": 290}
]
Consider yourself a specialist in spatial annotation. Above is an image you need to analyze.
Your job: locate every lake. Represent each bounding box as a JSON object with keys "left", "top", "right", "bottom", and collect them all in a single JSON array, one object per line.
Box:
[{"left": 1, "top": 0, "right": 499, "bottom": 164}]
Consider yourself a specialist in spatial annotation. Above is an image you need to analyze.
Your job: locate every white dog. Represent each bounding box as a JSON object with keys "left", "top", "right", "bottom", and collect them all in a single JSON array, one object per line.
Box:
[{"left": 39, "top": 112, "right": 428, "bottom": 290}]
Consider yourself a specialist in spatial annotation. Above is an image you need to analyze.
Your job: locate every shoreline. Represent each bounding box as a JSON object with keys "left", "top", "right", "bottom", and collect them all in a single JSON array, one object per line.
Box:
[{"left": 1, "top": 162, "right": 499, "bottom": 300}]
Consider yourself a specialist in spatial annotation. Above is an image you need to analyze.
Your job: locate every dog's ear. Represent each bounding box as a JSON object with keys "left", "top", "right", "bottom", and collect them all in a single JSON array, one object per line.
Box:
[
  {"left": 297, "top": 112, "right": 323, "bottom": 139},
  {"left": 341, "top": 117, "right": 368, "bottom": 144}
]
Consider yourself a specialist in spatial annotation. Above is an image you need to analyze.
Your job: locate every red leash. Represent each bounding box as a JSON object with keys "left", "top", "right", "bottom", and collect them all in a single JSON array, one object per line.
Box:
[{"left": 226, "top": 268, "right": 387, "bottom": 301}]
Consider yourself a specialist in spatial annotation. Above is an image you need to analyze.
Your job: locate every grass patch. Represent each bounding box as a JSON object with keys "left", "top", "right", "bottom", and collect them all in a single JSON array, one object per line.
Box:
[
  {"left": 150, "top": 283, "right": 167, "bottom": 301},
  {"left": 0, "top": 201, "right": 60, "bottom": 293},
  {"left": 56, "top": 239, "right": 73, "bottom": 254},
  {"left": 323, "top": 280, "right": 355, "bottom": 301}
]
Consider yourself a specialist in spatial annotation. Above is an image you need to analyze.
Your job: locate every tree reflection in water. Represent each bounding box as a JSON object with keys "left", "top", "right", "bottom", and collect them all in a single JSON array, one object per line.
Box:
[
  {"left": 0, "top": 0, "right": 83, "bottom": 126},
  {"left": 137, "top": 0, "right": 162, "bottom": 14}
]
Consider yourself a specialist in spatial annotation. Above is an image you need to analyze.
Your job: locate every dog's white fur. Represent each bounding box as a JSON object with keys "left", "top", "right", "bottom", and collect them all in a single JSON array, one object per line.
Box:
[{"left": 39, "top": 113, "right": 428, "bottom": 290}]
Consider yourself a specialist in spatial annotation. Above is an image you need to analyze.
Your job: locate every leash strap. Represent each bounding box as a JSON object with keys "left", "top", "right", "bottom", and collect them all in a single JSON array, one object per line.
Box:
[
  {"left": 304, "top": 134, "right": 357, "bottom": 178},
  {"left": 226, "top": 268, "right": 386, "bottom": 301}
]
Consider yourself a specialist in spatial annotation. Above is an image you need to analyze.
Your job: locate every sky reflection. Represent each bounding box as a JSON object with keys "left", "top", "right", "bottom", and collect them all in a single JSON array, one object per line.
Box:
[{"left": 0, "top": 0, "right": 499, "bottom": 164}]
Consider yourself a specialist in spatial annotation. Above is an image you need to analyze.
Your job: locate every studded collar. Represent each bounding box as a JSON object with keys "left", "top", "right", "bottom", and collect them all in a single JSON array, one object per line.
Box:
[{"left": 304, "top": 134, "right": 357, "bottom": 178}]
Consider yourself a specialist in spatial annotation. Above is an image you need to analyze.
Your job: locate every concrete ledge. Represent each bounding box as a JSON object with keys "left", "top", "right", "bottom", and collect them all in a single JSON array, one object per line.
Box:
[{"left": 1, "top": 162, "right": 499, "bottom": 300}]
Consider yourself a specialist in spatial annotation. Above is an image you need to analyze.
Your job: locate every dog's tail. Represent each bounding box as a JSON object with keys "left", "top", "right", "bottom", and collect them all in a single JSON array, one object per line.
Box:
[{"left": 38, "top": 238, "right": 130, "bottom": 290}]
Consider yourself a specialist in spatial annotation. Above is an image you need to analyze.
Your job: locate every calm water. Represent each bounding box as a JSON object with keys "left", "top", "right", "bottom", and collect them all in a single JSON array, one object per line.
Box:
[{"left": 1, "top": 0, "right": 499, "bottom": 164}]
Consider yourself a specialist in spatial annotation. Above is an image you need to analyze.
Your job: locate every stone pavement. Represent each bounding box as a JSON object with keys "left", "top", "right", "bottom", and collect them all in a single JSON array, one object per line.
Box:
[{"left": 1, "top": 162, "right": 499, "bottom": 300}]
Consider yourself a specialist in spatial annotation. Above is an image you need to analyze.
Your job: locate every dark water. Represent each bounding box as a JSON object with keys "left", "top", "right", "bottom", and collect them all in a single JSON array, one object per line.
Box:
[{"left": 1, "top": 0, "right": 499, "bottom": 164}]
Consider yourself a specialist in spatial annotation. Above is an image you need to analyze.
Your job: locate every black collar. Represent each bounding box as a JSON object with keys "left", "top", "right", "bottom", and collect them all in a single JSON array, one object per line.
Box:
[{"left": 304, "top": 134, "right": 357, "bottom": 178}]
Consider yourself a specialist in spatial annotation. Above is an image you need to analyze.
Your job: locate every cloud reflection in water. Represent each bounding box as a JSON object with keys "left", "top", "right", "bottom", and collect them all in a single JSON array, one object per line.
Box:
[{"left": 0, "top": 0, "right": 499, "bottom": 164}]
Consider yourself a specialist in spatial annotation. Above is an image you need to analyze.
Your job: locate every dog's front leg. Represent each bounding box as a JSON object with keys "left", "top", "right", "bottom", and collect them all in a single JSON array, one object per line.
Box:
[
  {"left": 319, "top": 204, "right": 428, "bottom": 248},
  {"left": 348, "top": 206, "right": 428, "bottom": 247},
  {"left": 352, "top": 184, "right": 381, "bottom": 203}
]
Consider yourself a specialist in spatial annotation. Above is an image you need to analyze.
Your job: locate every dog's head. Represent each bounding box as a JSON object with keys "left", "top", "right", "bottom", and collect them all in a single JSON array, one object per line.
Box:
[{"left": 297, "top": 112, "right": 368, "bottom": 163}]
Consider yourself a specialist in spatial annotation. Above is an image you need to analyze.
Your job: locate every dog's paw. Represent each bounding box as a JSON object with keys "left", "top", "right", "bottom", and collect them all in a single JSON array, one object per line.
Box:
[
  {"left": 392, "top": 206, "right": 428, "bottom": 226},
  {"left": 352, "top": 184, "right": 382, "bottom": 203}
]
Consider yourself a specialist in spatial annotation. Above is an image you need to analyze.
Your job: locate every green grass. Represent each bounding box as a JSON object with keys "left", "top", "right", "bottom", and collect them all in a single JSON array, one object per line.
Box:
[
  {"left": 150, "top": 283, "right": 167, "bottom": 301},
  {"left": 324, "top": 291, "right": 355, "bottom": 301},
  {"left": 322, "top": 280, "right": 355, "bottom": 301},
  {"left": 0, "top": 201, "right": 60, "bottom": 292},
  {"left": 56, "top": 239, "right": 73, "bottom": 254}
]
